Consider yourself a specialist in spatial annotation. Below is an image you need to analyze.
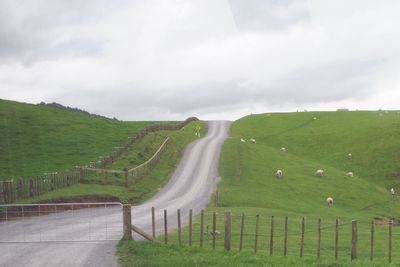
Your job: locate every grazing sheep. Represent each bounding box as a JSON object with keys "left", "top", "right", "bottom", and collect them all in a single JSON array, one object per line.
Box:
[
  {"left": 275, "top": 170, "right": 283, "bottom": 178},
  {"left": 347, "top": 153, "right": 353, "bottom": 159},
  {"left": 313, "top": 117, "right": 317, "bottom": 120},
  {"left": 250, "top": 138, "right": 257, "bottom": 144},
  {"left": 240, "top": 138, "right": 246, "bottom": 143},
  {"left": 391, "top": 188, "right": 395, "bottom": 199},
  {"left": 280, "top": 147, "right": 286, "bottom": 152},
  {"left": 315, "top": 169, "right": 324, "bottom": 177},
  {"left": 326, "top": 197, "right": 333, "bottom": 207},
  {"left": 346, "top": 172, "right": 354, "bottom": 177},
  {"left": 210, "top": 230, "right": 221, "bottom": 237}
]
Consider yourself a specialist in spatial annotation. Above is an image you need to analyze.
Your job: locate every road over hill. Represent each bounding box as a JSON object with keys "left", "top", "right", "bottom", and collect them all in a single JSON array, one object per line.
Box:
[{"left": 0, "top": 120, "right": 231, "bottom": 267}]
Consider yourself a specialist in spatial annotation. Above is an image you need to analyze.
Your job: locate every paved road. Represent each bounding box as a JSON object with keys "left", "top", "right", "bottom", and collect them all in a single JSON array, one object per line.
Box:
[{"left": 0, "top": 120, "right": 231, "bottom": 267}]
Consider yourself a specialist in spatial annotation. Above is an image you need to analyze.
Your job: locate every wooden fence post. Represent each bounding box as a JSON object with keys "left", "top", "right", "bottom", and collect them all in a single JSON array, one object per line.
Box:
[
  {"left": 214, "top": 190, "right": 219, "bottom": 207},
  {"left": 29, "top": 178, "right": 33, "bottom": 198},
  {"left": 351, "top": 220, "right": 357, "bottom": 261},
  {"left": 212, "top": 212, "right": 217, "bottom": 249},
  {"left": 3, "top": 181, "right": 8, "bottom": 204},
  {"left": 335, "top": 218, "right": 339, "bottom": 260},
  {"left": 270, "top": 216, "right": 274, "bottom": 256},
  {"left": 122, "top": 204, "right": 132, "bottom": 240},
  {"left": 239, "top": 213, "right": 245, "bottom": 251},
  {"left": 200, "top": 209, "right": 204, "bottom": 248},
  {"left": 177, "top": 209, "right": 182, "bottom": 246},
  {"left": 254, "top": 214, "right": 260, "bottom": 254},
  {"left": 317, "top": 218, "right": 321, "bottom": 259},
  {"left": 124, "top": 168, "right": 128, "bottom": 188},
  {"left": 17, "top": 179, "right": 23, "bottom": 200},
  {"left": 152, "top": 207, "right": 156, "bottom": 239},
  {"left": 300, "top": 217, "right": 305, "bottom": 258},
  {"left": 370, "top": 220, "right": 374, "bottom": 261},
  {"left": 189, "top": 209, "right": 193, "bottom": 246},
  {"left": 164, "top": 209, "right": 168, "bottom": 244},
  {"left": 389, "top": 220, "right": 392, "bottom": 263},
  {"left": 224, "top": 212, "right": 231, "bottom": 251},
  {"left": 79, "top": 168, "right": 84, "bottom": 182},
  {"left": 284, "top": 216, "right": 288, "bottom": 256}
]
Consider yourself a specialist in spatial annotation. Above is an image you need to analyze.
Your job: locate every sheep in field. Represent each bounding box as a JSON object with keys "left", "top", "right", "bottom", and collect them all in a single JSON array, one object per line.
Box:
[
  {"left": 346, "top": 172, "right": 354, "bottom": 177},
  {"left": 348, "top": 153, "right": 353, "bottom": 159},
  {"left": 250, "top": 138, "right": 257, "bottom": 144},
  {"left": 210, "top": 230, "right": 221, "bottom": 237},
  {"left": 326, "top": 197, "right": 333, "bottom": 207},
  {"left": 280, "top": 147, "right": 286, "bottom": 152},
  {"left": 275, "top": 170, "right": 283, "bottom": 178},
  {"left": 315, "top": 169, "right": 324, "bottom": 177},
  {"left": 240, "top": 138, "right": 246, "bottom": 143}
]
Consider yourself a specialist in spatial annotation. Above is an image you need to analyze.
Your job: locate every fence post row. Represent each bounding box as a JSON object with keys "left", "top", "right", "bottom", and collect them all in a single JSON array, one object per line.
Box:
[
  {"left": 122, "top": 204, "right": 132, "bottom": 240},
  {"left": 224, "top": 212, "right": 231, "bottom": 251},
  {"left": 164, "top": 209, "right": 168, "bottom": 244},
  {"left": 370, "top": 220, "right": 375, "bottom": 261},
  {"left": 351, "top": 220, "right": 357, "bottom": 261},
  {"left": 269, "top": 216, "right": 274, "bottom": 256}
]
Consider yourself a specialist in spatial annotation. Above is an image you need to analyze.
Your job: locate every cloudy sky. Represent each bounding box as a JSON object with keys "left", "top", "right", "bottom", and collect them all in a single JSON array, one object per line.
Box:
[{"left": 0, "top": 0, "right": 400, "bottom": 120}]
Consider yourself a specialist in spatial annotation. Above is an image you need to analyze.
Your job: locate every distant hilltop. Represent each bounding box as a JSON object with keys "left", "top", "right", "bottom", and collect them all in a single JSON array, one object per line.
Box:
[{"left": 38, "top": 101, "right": 118, "bottom": 120}]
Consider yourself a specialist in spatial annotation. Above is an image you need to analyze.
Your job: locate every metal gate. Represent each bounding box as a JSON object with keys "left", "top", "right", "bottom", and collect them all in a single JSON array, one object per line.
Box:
[{"left": 0, "top": 203, "right": 123, "bottom": 242}]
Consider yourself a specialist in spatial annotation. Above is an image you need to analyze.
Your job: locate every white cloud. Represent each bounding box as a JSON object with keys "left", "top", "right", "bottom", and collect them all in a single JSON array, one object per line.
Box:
[{"left": 0, "top": 0, "right": 399, "bottom": 120}]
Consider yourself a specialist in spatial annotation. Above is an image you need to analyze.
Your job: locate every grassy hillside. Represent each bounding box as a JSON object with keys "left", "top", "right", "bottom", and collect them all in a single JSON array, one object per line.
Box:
[
  {"left": 0, "top": 99, "right": 155, "bottom": 179},
  {"left": 118, "top": 111, "right": 400, "bottom": 267},
  {"left": 214, "top": 110, "right": 400, "bottom": 261}
]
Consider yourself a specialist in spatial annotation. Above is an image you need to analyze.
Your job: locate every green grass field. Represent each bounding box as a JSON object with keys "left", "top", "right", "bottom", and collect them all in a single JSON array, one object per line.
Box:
[
  {"left": 0, "top": 99, "right": 155, "bottom": 179},
  {"left": 118, "top": 111, "right": 400, "bottom": 266}
]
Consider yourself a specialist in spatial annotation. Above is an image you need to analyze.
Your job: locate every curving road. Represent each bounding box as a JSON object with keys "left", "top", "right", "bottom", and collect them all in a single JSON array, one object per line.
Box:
[{"left": 0, "top": 120, "right": 231, "bottom": 267}]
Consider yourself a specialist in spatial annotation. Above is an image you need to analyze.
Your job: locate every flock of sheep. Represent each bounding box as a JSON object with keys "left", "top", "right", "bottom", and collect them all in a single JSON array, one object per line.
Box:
[{"left": 239, "top": 137, "right": 362, "bottom": 208}]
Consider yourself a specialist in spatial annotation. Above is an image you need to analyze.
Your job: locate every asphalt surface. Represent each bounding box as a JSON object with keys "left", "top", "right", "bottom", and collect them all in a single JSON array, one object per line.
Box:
[{"left": 0, "top": 120, "right": 231, "bottom": 267}]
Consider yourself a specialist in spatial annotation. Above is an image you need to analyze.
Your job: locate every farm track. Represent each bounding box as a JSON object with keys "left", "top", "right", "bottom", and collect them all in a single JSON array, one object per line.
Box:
[{"left": 0, "top": 120, "right": 231, "bottom": 267}]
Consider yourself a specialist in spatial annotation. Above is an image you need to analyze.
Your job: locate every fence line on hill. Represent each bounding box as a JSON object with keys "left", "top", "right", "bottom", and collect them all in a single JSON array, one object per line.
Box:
[
  {"left": 83, "top": 137, "right": 170, "bottom": 187},
  {"left": 0, "top": 118, "right": 198, "bottom": 204},
  {"left": 124, "top": 206, "right": 399, "bottom": 264}
]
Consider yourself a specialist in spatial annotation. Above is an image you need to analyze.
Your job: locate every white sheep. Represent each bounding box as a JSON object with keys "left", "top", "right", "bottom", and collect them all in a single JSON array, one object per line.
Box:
[
  {"left": 280, "top": 147, "right": 286, "bottom": 152},
  {"left": 347, "top": 153, "right": 353, "bottom": 159},
  {"left": 250, "top": 138, "right": 257, "bottom": 144},
  {"left": 240, "top": 138, "right": 246, "bottom": 143},
  {"left": 275, "top": 170, "right": 283, "bottom": 178},
  {"left": 315, "top": 169, "right": 324, "bottom": 177},
  {"left": 326, "top": 197, "right": 333, "bottom": 207},
  {"left": 209, "top": 230, "right": 221, "bottom": 237},
  {"left": 391, "top": 188, "right": 395, "bottom": 199},
  {"left": 346, "top": 172, "right": 354, "bottom": 177},
  {"left": 313, "top": 117, "right": 317, "bottom": 120}
]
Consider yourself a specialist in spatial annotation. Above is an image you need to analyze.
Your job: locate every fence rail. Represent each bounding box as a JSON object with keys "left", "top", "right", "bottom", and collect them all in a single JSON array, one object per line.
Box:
[{"left": 83, "top": 137, "right": 170, "bottom": 187}]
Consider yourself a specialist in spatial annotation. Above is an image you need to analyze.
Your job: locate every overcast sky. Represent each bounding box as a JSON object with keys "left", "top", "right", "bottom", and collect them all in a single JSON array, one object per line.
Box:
[{"left": 0, "top": 0, "right": 400, "bottom": 120}]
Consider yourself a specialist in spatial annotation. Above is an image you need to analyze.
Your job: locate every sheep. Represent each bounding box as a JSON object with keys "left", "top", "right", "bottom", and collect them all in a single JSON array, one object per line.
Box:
[
  {"left": 346, "top": 172, "right": 354, "bottom": 177},
  {"left": 275, "top": 169, "right": 283, "bottom": 178},
  {"left": 313, "top": 117, "right": 317, "bottom": 120},
  {"left": 347, "top": 153, "right": 353, "bottom": 159},
  {"left": 250, "top": 138, "right": 256, "bottom": 144},
  {"left": 326, "top": 197, "right": 333, "bottom": 207},
  {"left": 240, "top": 138, "right": 246, "bottom": 143},
  {"left": 391, "top": 188, "right": 395, "bottom": 199},
  {"left": 210, "top": 230, "right": 221, "bottom": 237},
  {"left": 280, "top": 147, "right": 286, "bottom": 152},
  {"left": 315, "top": 169, "right": 324, "bottom": 177}
]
